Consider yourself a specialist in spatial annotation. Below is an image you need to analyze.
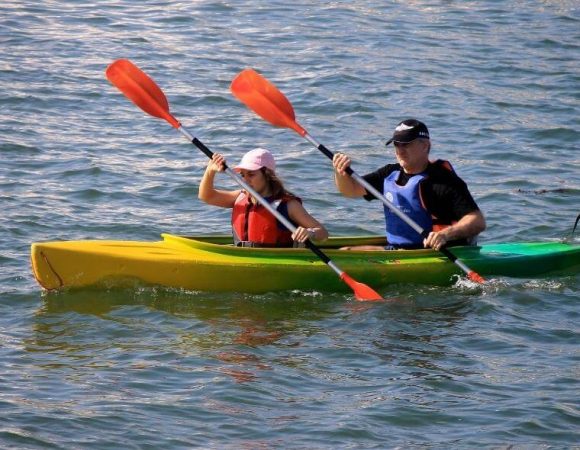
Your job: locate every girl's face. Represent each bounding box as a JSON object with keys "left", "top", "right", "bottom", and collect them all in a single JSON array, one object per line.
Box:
[{"left": 239, "top": 168, "right": 269, "bottom": 195}]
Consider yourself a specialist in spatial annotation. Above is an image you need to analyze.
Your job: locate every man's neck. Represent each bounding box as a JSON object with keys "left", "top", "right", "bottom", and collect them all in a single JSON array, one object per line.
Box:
[{"left": 401, "top": 161, "right": 429, "bottom": 175}]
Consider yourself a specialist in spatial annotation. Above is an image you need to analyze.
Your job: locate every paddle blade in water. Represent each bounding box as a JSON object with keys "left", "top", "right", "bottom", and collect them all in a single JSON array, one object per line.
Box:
[
  {"left": 340, "top": 273, "right": 383, "bottom": 302},
  {"left": 467, "top": 271, "right": 485, "bottom": 284},
  {"left": 230, "top": 69, "right": 306, "bottom": 136},
  {"left": 106, "top": 59, "right": 180, "bottom": 129}
]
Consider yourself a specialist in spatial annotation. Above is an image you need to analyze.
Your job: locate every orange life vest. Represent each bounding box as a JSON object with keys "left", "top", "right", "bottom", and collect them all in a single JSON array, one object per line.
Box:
[{"left": 231, "top": 191, "right": 299, "bottom": 247}]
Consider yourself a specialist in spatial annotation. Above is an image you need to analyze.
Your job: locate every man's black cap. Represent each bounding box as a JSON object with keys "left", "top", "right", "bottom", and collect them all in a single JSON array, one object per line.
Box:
[{"left": 386, "top": 119, "right": 430, "bottom": 146}]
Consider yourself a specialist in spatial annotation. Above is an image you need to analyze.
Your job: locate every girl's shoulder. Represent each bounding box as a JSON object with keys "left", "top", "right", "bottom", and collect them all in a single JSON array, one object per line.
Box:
[{"left": 280, "top": 192, "right": 302, "bottom": 204}]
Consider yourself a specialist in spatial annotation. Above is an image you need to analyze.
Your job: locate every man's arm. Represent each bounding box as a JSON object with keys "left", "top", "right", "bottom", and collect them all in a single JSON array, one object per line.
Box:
[
  {"left": 424, "top": 210, "right": 486, "bottom": 250},
  {"left": 332, "top": 153, "right": 367, "bottom": 198}
]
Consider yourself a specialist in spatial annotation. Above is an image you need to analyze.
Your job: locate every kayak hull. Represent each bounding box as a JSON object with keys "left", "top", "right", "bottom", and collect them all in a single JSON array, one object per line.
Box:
[{"left": 31, "top": 234, "right": 580, "bottom": 293}]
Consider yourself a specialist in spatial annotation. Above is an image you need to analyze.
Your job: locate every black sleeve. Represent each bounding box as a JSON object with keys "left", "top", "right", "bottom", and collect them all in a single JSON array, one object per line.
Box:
[
  {"left": 362, "top": 164, "right": 399, "bottom": 201},
  {"left": 422, "top": 173, "right": 480, "bottom": 222}
]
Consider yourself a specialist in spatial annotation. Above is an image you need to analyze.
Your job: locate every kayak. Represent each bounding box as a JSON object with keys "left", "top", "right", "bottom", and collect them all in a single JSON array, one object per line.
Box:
[{"left": 30, "top": 234, "right": 580, "bottom": 294}]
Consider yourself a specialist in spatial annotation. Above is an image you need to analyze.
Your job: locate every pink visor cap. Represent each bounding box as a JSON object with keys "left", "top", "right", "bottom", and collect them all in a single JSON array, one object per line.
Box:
[{"left": 234, "top": 148, "right": 276, "bottom": 172}]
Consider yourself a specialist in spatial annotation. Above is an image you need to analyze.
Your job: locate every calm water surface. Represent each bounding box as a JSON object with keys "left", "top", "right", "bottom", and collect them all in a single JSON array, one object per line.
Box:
[{"left": 1, "top": 1, "right": 579, "bottom": 448}]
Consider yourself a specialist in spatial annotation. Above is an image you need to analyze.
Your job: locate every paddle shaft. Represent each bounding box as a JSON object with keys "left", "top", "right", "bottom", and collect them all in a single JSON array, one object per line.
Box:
[
  {"left": 177, "top": 126, "right": 344, "bottom": 275},
  {"left": 303, "top": 133, "right": 477, "bottom": 277},
  {"left": 106, "top": 60, "right": 382, "bottom": 299},
  {"left": 229, "top": 67, "right": 482, "bottom": 283}
]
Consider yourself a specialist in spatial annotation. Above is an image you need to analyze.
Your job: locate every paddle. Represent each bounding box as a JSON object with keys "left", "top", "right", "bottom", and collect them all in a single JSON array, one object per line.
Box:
[
  {"left": 105, "top": 59, "right": 383, "bottom": 301},
  {"left": 230, "top": 69, "right": 485, "bottom": 284}
]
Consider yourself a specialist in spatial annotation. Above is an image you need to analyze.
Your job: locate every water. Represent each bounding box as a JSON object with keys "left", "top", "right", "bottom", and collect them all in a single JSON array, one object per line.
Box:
[{"left": 1, "top": 1, "right": 579, "bottom": 448}]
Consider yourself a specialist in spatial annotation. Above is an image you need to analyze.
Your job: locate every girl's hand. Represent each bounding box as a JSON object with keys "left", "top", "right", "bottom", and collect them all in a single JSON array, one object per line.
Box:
[
  {"left": 292, "top": 226, "right": 316, "bottom": 243},
  {"left": 209, "top": 153, "right": 226, "bottom": 172}
]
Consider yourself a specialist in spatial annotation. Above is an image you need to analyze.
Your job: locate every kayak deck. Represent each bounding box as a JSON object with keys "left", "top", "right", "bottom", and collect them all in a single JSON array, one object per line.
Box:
[{"left": 30, "top": 234, "right": 580, "bottom": 293}]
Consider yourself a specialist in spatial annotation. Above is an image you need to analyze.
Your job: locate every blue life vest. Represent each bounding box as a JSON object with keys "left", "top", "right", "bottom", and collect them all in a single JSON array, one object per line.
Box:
[{"left": 383, "top": 170, "right": 432, "bottom": 247}]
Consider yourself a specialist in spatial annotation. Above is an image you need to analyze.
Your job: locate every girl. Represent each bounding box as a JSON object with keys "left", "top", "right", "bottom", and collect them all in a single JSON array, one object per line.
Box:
[{"left": 199, "top": 148, "right": 328, "bottom": 247}]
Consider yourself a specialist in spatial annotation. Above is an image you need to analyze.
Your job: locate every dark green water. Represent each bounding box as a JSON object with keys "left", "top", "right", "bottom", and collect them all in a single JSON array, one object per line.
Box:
[{"left": 1, "top": 1, "right": 578, "bottom": 448}]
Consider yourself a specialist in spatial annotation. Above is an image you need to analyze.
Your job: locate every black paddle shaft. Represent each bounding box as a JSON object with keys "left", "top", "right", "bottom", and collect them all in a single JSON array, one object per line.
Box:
[
  {"left": 317, "top": 143, "right": 354, "bottom": 176},
  {"left": 192, "top": 137, "right": 228, "bottom": 167}
]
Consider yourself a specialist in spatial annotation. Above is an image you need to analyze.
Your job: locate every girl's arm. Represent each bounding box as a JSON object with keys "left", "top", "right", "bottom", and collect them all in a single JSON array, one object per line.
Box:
[
  {"left": 287, "top": 200, "right": 329, "bottom": 242},
  {"left": 198, "top": 153, "right": 240, "bottom": 208}
]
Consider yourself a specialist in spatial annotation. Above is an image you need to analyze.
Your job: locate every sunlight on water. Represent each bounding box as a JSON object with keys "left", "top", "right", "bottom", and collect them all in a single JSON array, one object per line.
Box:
[{"left": 1, "top": 1, "right": 579, "bottom": 447}]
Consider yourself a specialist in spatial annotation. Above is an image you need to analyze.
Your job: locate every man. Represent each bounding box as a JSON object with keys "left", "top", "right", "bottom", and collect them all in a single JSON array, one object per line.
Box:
[{"left": 332, "top": 119, "right": 486, "bottom": 251}]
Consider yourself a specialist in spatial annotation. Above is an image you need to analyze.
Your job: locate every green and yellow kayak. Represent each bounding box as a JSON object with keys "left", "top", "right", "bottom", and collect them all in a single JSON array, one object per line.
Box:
[{"left": 30, "top": 234, "right": 580, "bottom": 293}]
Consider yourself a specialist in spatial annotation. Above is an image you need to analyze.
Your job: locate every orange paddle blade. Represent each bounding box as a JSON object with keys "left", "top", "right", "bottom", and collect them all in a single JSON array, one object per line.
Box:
[
  {"left": 230, "top": 69, "right": 306, "bottom": 136},
  {"left": 106, "top": 59, "right": 180, "bottom": 129},
  {"left": 340, "top": 273, "right": 383, "bottom": 302},
  {"left": 467, "top": 271, "right": 485, "bottom": 284}
]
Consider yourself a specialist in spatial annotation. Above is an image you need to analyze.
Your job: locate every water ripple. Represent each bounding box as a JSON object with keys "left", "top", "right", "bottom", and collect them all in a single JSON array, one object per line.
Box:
[{"left": 1, "top": 1, "right": 579, "bottom": 448}]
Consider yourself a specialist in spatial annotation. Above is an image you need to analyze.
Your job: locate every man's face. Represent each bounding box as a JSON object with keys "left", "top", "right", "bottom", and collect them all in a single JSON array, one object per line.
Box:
[{"left": 394, "top": 139, "right": 430, "bottom": 173}]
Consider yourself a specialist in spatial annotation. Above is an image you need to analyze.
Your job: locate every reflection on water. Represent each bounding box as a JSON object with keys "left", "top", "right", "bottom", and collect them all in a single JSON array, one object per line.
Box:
[
  {"left": 29, "top": 285, "right": 478, "bottom": 386},
  {"left": 31, "top": 288, "right": 344, "bottom": 383},
  {"left": 9, "top": 276, "right": 576, "bottom": 446}
]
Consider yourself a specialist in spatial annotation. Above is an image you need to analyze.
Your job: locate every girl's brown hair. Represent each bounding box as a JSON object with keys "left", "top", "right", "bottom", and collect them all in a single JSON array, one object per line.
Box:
[{"left": 262, "top": 167, "right": 295, "bottom": 199}]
